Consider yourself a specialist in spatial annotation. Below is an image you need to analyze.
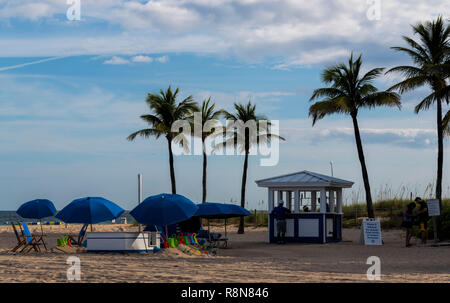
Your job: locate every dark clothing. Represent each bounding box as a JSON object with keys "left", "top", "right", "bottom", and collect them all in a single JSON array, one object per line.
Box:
[
  {"left": 401, "top": 218, "right": 413, "bottom": 228},
  {"left": 277, "top": 220, "right": 287, "bottom": 235},
  {"left": 417, "top": 201, "right": 429, "bottom": 223},
  {"left": 272, "top": 206, "right": 290, "bottom": 243},
  {"left": 401, "top": 206, "right": 415, "bottom": 228},
  {"left": 271, "top": 206, "right": 291, "bottom": 220}
]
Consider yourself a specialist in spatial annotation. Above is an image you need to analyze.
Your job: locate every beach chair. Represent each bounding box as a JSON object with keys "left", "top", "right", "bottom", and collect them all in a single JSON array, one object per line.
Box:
[
  {"left": 68, "top": 224, "right": 88, "bottom": 247},
  {"left": 196, "top": 229, "right": 228, "bottom": 248},
  {"left": 19, "top": 222, "right": 47, "bottom": 252},
  {"left": 11, "top": 222, "right": 28, "bottom": 252}
]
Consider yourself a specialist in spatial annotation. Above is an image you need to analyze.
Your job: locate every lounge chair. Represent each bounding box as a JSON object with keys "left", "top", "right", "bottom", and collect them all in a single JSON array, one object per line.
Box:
[
  {"left": 19, "top": 222, "right": 47, "bottom": 252},
  {"left": 68, "top": 224, "right": 88, "bottom": 247}
]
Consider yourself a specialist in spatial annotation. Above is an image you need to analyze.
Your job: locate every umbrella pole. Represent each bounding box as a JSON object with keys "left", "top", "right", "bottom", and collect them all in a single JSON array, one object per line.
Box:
[
  {"left": 225, "top": 218, "right": 227, "bottom": 238},
  {"left": 40, "top": 219, "right": 44, "bottom": 236},
  {"left": 208, "top": 219, "right": 211, "bottom": 242},
  {"left": 90, "top": 224, "right": 93, "bottom": 232}
]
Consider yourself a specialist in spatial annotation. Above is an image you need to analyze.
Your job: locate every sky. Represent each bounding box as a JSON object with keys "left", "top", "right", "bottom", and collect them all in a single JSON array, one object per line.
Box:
[{"left": 0, "top": 0, "right": 449, "bottom": 211}]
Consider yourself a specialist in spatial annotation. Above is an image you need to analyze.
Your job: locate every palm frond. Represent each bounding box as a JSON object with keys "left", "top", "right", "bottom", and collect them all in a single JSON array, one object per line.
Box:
[
  {"left": 308, "top": 97, "right": 351, "bottom": 125},
  {"left": 361, "top": 92, "right": 401, "bottom": 110},
  {"left": 127, "top": 128, "right": 163, "bottom": 141},
  {"left": 443, "top": 110, "right": 450, "bottom": 137}
]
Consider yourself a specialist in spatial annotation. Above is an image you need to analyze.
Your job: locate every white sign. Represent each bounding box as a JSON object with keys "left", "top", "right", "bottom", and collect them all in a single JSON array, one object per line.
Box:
[
  {"left": 427, "top": 199, "right": 440, "bottom": 217},
  {"left": 361, "top": 218, "right": 382, "bottom": 245}
]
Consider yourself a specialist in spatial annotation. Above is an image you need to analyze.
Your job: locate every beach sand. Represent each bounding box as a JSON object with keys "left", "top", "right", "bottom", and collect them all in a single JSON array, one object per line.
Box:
[{"left": 0, "top": 224, "right": 449, "bottom": 283}]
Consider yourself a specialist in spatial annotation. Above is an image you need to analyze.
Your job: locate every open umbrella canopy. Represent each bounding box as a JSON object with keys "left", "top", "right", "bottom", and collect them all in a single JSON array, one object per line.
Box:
[
  {"left": 56, "top": 197, "right": 124, "bottom": 224},
  {"left": 130, "top": 193, "right": 198, "bottom": 226},
  {"left": 226, "top": 204, "right": 252, "bottom": 216},
  {"left": 16, "top": 199, "right": 57, "bottom": 219},
  {"left": 194, "top": 202, "right": 252, "bottom": 219}
]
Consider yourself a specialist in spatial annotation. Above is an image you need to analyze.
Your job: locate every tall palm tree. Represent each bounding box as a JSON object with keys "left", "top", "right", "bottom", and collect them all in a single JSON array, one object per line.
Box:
[
  {"left": 127, "top": 86, "right": 199, "bottom": 194},
  {"left": 310, "top": 53, "right": 401, "bottom": 218},
  {"left": 218, "top": 101, "right": 285, "bottom": 234},
  {"left": 386, "top": 17, "right": 450, "bottom": 215},
  {"left": 192, "top": 97, "right": 224, "bottom": 203}
]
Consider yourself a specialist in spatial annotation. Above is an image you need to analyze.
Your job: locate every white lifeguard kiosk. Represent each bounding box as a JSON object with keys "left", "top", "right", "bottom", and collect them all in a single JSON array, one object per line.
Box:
[{"left": 256, "top": 170, "right": 353, "bottom": 244}]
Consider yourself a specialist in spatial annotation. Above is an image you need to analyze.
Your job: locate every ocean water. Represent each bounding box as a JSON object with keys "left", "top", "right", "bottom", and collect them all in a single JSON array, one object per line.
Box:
[{"left": 0, "top": 211, "right": 134, "bottom": 225}]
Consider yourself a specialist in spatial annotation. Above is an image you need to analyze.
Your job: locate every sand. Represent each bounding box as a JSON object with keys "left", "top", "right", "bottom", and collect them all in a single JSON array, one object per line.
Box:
[{"left": 0, "top": 224, "right": 449, "bottom": 283}]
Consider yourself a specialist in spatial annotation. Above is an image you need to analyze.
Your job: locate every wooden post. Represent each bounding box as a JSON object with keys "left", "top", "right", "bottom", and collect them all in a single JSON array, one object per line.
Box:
[
  {"left": 287, "top": 191, "right": 292, "bottom": 210},
  {"left": 268, "top": 189, "right": 274, "bottom": 213},
  {"left": 329, "top": 190, "right": 335, "bottom": 213},
  {"left": 294, "top": 190, "right": 300, "bottom": 213},
  {"left": 433, "top": 217, "right": 438, "bottom": 243},
  {"left": 336, "top": 188, "right": 343, "bottom": 213},
  {"left": 320, "top": 189, "right": 326, "bottom": 213},
  {"left": 311, "top": 191, "right": 317, "bottom": 211}
]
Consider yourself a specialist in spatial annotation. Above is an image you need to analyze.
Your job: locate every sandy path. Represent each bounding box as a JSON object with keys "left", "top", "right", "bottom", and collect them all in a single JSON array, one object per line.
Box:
[{"left": 0, "top": 224, "right": 449, "bottom": 283}]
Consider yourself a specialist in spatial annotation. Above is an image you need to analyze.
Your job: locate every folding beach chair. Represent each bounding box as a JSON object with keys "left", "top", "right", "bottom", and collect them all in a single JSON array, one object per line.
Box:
[
  {"left": 19, "top": 222, "right": 47, "bottom": 252},
  {"left": 68, "top": 224, "right": 88, "bottom": 247},
  {"left": 11, "top": 222, "right": 27, "bottom": 252}
]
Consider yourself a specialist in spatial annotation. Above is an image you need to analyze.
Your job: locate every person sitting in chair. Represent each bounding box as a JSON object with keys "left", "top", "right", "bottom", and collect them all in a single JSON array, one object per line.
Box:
[{"left": 271, "top": 200, "right": 291, "bottom": 244}]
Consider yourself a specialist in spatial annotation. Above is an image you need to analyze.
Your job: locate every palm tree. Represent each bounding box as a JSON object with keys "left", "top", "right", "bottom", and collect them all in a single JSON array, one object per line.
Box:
[
  {"left": 386, "top": 17, "right": 450, "bottom": 215},
  {"left": 310, "top": 53, "right": 401, "bottom": 218},
  {"left": 218, "top": 101, "right": 285, "bottom": 234},
  {"left": 127, "top": 86, "right": 199, "bottom": 194},
  {"left": 192, "top": 97, "right": 224, "bottom": 203}
]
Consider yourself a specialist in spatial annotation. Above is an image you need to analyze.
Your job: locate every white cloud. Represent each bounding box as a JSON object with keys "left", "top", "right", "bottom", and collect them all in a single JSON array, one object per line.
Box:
[
  {"left": 0, "top": 56, "right": 67, "bottom": 71},
  {"left": 155, "top": 55, "right": 169, "bottom": 63},
  {"left": 280, "top": 117, "right": 440, "bottom": 150},
  {"left": 0, "top": 2, "right": 58, "bottom": 20},
  {"left": 273, "top": 48, "right": 350, "bottom": 70},
  {"left": 0, "top": 0, "right": 448, "bottom": 68},
  {"left": 103, "top": 56, "right": 130, "bottom": 65},
  {"left": 131, "top": 55, "right": 153, "bottom": 63}
]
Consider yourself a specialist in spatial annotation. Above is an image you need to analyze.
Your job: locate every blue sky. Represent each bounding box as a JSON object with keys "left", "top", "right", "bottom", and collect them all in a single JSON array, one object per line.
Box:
[{"left": 0, "top": 0, "right": 449, "bottom": 210}]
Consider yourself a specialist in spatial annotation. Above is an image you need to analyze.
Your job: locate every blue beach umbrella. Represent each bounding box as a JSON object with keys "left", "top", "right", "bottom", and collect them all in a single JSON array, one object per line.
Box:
[
  {"left": 130, "top": 193, "right": 198, "bottom": 228},
  {"left": 16, "top": 199, "right": 57, "bottom": 235},
  {"left": 226, "top": 204, "right": 252, "bottom": 216},
  {"left": 194, "top": 203, "right": 252, "bottom": 238},
  {"left": 195, "top": 202, "right": 251, "bottom": 219},
  {"left": 56, "top": 197, "right": 124, "bottom": 226},
  {"left": 194, "top": 202, "right": 233, "bottom": 219},
  {"left": 17, "top": 199, "right": 57, "bottom": 220}
]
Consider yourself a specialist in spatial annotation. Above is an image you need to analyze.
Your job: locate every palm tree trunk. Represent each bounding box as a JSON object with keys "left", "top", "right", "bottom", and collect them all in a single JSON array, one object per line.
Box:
[
  {"left": 202, "top": 138, "right": 207, "bottom": 203},
  {"left": 436, "top": 97, "right": 443, "bottom": 240},
  {"left": 351, "top": 114, "right": 375, "bottom": 218},
  {"left": 238, "top": 150, "right": 249, "bottom": 234},
  {"left": 167, "top": 137, "right": 176, "bottom": 194}
]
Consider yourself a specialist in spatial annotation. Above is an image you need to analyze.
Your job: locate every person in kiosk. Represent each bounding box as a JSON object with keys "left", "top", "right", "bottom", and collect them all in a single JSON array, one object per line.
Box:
[
  {"left": 271, "top": 200, "right": 291, "bottom": 244},
  {"left": 414, "top": 197, "right": 429, "bottom": 245}
]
